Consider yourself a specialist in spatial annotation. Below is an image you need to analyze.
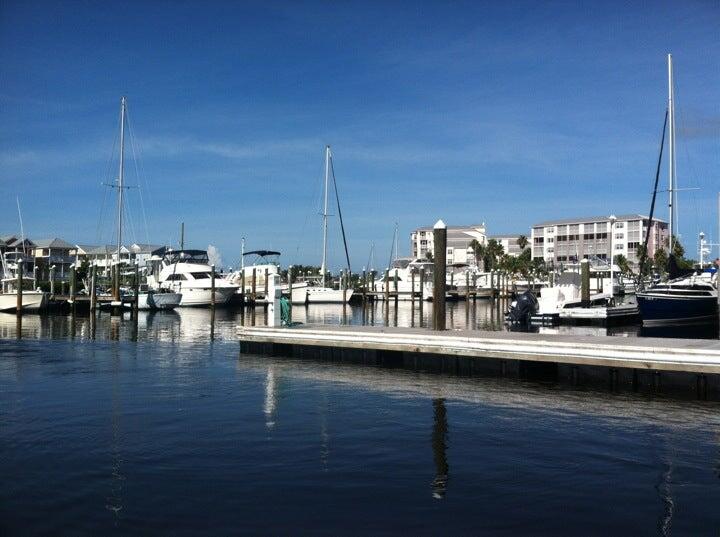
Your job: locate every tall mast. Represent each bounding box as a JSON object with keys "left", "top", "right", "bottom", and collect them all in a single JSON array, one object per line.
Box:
[
  {"left": 667, "top": 54, "right": 675, "bottom": 253},
  {"left": 117, "top": 96, "right": 126, "bottom": 264},
  {"left": 321, "top": 145, "right": 330, "bottom": 286},
  {"left": 394, "top": 221, "right": 399, "bottom": 263}
]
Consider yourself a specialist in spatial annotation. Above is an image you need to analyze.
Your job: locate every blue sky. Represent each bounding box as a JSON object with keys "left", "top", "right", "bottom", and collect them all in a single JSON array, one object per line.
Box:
[{"left": 1, "top": 1, "right": 718, "bottom": 270}]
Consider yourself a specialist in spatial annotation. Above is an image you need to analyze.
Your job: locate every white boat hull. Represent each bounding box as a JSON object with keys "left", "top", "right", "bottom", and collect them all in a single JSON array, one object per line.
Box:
[
  {"left": 171, "top": 287, "right": 236, "bottom": 307},
  {"left": 0, "top": 291, "right": 47, "bottom": 312},
  {"left": 138, "top": 291, "right": 182, "bottom": 310},
  {"left": 306, "top": 287, "right": 353, "bottom": 304}
]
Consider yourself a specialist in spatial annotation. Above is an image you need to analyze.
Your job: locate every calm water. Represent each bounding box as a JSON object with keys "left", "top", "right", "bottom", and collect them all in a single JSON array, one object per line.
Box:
[{"left": 1, "top": 304, "right": 719, "bottom": 535}]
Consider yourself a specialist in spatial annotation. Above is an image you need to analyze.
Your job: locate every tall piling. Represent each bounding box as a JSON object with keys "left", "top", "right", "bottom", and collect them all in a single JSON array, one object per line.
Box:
[
  {"left": 432, "top": 220, "right": 447, "bottom": 331},
  {"left": 581, "top": 259, "right": 590, "bottom": 307},
  {"left": 133, "top": 263, "right": 139, "bottom": 313},
  {"left": 211, "top": 264, "right": 216, "bottom": 309},
  {"left": 16, "top": 258, "right": 23, "bottom": 314},
  {"left": 252, "top": 268, "right": 257, "bottom": 303},
  {"left": 90, "top": 265, "right": 97, "bottom": 311},
  {"left": 419, "top": 267, "right": 425, "bottom": 326}
]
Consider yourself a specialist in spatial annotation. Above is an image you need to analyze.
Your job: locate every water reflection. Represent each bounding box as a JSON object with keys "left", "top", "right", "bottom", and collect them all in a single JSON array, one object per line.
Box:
[
  {"left": 0, "top": 299, "right": 717, "bottom": 343},
  {"left": 431, "top": 398, "right": 449, "bottom": 499}
]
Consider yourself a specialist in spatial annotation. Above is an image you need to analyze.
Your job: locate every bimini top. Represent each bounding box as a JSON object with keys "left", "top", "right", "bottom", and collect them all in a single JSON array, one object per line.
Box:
[
  {"left": 163, "top": 249, "right": 209, "bottom": 264},
  {"left": 243, "top": 250, "right": 281, "bottom": 257}
]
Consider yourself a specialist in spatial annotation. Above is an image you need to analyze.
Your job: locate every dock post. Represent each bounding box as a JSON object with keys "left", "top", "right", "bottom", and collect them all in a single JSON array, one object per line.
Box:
[
  {"left": 472, "top": 273, "right": 477, "bottom": 300},
  {"left": 581, "top": 259, "right": 590, "bottom": 307},
  {"left": 90, "top": 265, "right": 97, "bottom": 311},
  {"left": 70, "top": 264, "right": 76, "bottom": 303},
  {"left": 394, "top": 268, "right": 398, "bottom": 306},
  {"left": 211, "top": 264, "right": 216, "bottom": 309},
  {"left": 33, "top": 265, "right": 38, "bottom": 290},
  {"left": 50, "top": 265, "right": 55, "bottom": 297},
  {"left": 450, "top": 271, "right": 454, "bottom": 290},
  {"left": 252, "top": 268, "right": 257, "bottom": 304},
  {"left": 371, "top": 270, "right": 377, "bottom": 292},
  {"left": 264, "top": 267, "right": 269, "bottom": 300},
  {"left": 490, "top": 271, "right": 495, "bottom": 297},
  {"left": 432, "top": 219, "right": 447, "bottom": 331},
  {"left": 465, "top": 270, "right": 470, "bottom": 326},
  {"left": 133, "top": 262, "right": 139, "bottom": 313},
  {"left": 419, "top": 267, "right": 425, "bottom": 326},
  {"left": 361, "top": 269, "right": 367, "bottom": 303},
  {"left": 384, "top": 269, "right": 390, "bottom": 302},
  {"left": 16, "top": 258, "right": 23, "bottom": 314},
  {"left": 240, "top": 271, "right": 245, "bottom": 305},
  {"left": 287, "top": 265, "right": 293, "bottom": 324},
  {"left": 342, "top": 270, "right": 347, "bottom": 303},
  {"left": 411, "top": 269, "right": 416, "bottom": 309}
]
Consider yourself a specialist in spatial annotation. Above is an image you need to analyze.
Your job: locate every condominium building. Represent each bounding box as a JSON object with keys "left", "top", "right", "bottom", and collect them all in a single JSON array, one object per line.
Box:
[
  {"left": 530, "top": 215, "right": 668, "bottom": 264},
  {"left": 410, "top": 224, "right": 487, "bottom": 265}
]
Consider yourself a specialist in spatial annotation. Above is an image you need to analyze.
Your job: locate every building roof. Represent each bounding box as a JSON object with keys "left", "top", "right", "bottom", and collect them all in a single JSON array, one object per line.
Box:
[
  {"left": 130, "top": 243, "right": 166, "bottom": 254},
  {"left": 413, "top": 224, "right": 486, "bottom": 232},
  {"left": 488, "top": 234, "right": 522, "bottom": 240},
  {"left": 532, "top": 214, "right": 667, "bottom": 227},
  {"left": 33, "top": 238, "right": 76, "bottom": 249}
]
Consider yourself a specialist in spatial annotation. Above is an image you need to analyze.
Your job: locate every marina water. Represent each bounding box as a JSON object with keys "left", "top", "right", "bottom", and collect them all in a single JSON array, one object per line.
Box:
[{"left": 1, "top": 303, "right": 719, "bottom": 535}]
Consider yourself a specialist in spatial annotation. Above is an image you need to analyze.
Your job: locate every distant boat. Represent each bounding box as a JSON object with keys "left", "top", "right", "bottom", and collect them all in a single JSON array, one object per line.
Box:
[
  {"left": 148, "top": 249, "right": 238, "bottom": 307},
  {"left": 636, "top": 55, "right": 719, "bottom": 325},
  {"left": 298, "top": 146, "right": 353, "bottom": 304},
  {"left": 0, "top": 253, "right": 47, "bottom": 312},
  {"left": 136, "top": 285, "right": 182, "bottom": 310}
]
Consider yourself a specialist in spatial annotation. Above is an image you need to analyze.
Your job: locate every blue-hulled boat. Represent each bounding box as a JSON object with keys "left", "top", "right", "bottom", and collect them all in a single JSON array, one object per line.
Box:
[{"left": 636, "top": 276, "right": 718, "bottom": 325}]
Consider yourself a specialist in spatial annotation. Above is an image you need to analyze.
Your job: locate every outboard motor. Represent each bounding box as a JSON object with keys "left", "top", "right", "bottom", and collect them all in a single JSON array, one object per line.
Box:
[{"left": 505, "top": 290, "right": 539, "bottom": 325}]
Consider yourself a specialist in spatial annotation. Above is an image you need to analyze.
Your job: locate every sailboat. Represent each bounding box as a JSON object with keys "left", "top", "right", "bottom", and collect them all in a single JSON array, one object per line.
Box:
[
  {"left": 636, "top": 55, "right": 719, "bottom": 326},
  {"left": 298, "top": 146, "right": 353, "bottom": 304},
  {"left": 106, "top": 97, "right": 181, "bottom": 310}
]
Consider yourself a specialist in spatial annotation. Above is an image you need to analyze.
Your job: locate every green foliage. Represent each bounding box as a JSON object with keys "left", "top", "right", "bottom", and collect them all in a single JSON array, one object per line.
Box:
[
  {"left": 516, "top": 235, "right": 529, "bottom": 250},
  {"left": 613, "top": 254, "right": 631, "bottom": 275}
]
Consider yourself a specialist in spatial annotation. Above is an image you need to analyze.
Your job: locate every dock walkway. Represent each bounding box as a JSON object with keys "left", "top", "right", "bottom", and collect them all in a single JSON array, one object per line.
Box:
[{"left": 239, "top": 325, "right": 720, "bottom": 399}]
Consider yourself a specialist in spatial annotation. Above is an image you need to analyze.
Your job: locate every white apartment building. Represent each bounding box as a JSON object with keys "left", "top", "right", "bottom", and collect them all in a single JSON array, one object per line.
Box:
[
  {"left": 410, "top": 224, "right": 487, "bottom": 265},
  {"left": 531, "top": 214, "right": 668, "bottom": 265}
]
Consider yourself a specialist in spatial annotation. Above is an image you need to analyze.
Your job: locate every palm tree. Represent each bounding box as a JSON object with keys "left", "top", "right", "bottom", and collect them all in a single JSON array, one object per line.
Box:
[
  {"left": 468, "top": 239, "right": 486, "bottom": 270},
  {"left": 516, "top": 235, "right": 528, "bottom": 250}
]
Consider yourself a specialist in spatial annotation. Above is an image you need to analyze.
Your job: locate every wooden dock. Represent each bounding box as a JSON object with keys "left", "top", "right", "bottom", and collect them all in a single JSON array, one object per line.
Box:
[{"left": 239, "top": 325, "right": 720, "bottom": 399}]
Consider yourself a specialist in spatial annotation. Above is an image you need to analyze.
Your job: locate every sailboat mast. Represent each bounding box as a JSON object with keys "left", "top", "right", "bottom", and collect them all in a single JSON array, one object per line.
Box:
[
  {"left": 117, "top": 96, "right": 126, "bottom": 263},
  {"left": 394, "top": 222, "right": 399, "bottom": 263},
  {"left": 667, "top": 54, "right": 675, "bottom": 253},
  {"left": 321, "top": 145, "right": 330, "bottom": 286}
]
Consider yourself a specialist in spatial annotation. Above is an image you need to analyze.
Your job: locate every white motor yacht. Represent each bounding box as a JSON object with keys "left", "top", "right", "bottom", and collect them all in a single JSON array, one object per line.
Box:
[
  {"left": 147, "top": 250, "right": 237, "bottom": 307},
  {"left": 0, "top": 253, "right": 47, "bottom": 312},
  {"left": 374, "top": 258, "right": 434, "bottom": 301}
]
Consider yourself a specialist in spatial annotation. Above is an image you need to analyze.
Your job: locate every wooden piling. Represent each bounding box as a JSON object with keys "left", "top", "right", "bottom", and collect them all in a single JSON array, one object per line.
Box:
[
  {"left": 90, "top": 265, "right": 97, "bottom": 311},
  {"left": 33, "top": 266, "right": 38, "bottom": 290},
  {"left": 240, "top": 271, "right": 245, "bottom": 305},
  {"left": 70, "top": 264, "right": 77, "bottom": 302},
  {"left": 581, "top": 259, "right": 590, "bottom": 307},
  {"left": 16, "top": 258, "right": 23, "bottom": 314},
  {"left": 432, "top": 220, "right": 447, "bottom": 331},
  {"left": 133, "top": 263, "right": 139, "bottom": 312},
  {"left": 361, "top": 269, "right": 367, "bottom": 303},
  {"left": 411, "top": 269, "right": 416, "bottom": 309},
  {"left": 50, "top": 266, "right": 55, "bottom": 296},
  {"left": 252, "top": 268, "right": 257, "bottom": 303},
  {"left": 384, "top": 269, "right": 390, "bottom": 302},
  {"left": 211, "top": 264, "right": 216, "bottom": 309},
  {"left": 419, "top": 267, "right": 425, "bottom": 325},
  {"left": 264, "top": 267, "right": 269, "bottom": 299},
  {"left": 394, "top": 268, "right": 398, "bottom": 306}
]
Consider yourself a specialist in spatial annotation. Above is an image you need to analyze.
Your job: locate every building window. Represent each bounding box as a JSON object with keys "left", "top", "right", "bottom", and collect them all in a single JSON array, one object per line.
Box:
[
  {"left": 547, "top": 237, "right": 554, "bottom": 243},
  {"left": 615, "top": 244, "right": 623, "bottom": 250},
  {"left": 534, "top": 237, "right": 544, "bottom": 244},
  {"left": 615, "top": 233, "right": 624, "bottom": 239},
  {"left": 615, "top": 222, "right": 624, "bottom": 229}
]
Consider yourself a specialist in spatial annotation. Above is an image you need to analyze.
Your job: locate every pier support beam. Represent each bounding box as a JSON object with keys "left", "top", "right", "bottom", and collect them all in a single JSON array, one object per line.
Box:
[{"left": 432, "top": 219, "right": 447, "bottom": 331}]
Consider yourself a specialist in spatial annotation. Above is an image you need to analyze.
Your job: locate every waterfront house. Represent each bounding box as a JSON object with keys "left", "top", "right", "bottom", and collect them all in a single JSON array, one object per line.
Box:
[{"left": 32, "top": 238, "right": 77, "bottom": 281}]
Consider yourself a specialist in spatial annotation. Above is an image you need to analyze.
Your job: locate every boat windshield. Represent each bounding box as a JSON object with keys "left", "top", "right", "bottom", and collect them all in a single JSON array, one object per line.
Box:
[
  {"left": 190, "top": 272, "right": 212, "bottom": 279},
  {"left": 164, "top": 250, "right": 209, "bottom": 265}
]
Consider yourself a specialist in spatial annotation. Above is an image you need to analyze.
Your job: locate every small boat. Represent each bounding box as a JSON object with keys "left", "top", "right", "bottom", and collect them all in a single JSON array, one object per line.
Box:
[
  {"left": 225, "top": 250, "right": 281, "bottom": 304},
  {"left": 137, "top": 285, "right": 182, "bottom": 310}
]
